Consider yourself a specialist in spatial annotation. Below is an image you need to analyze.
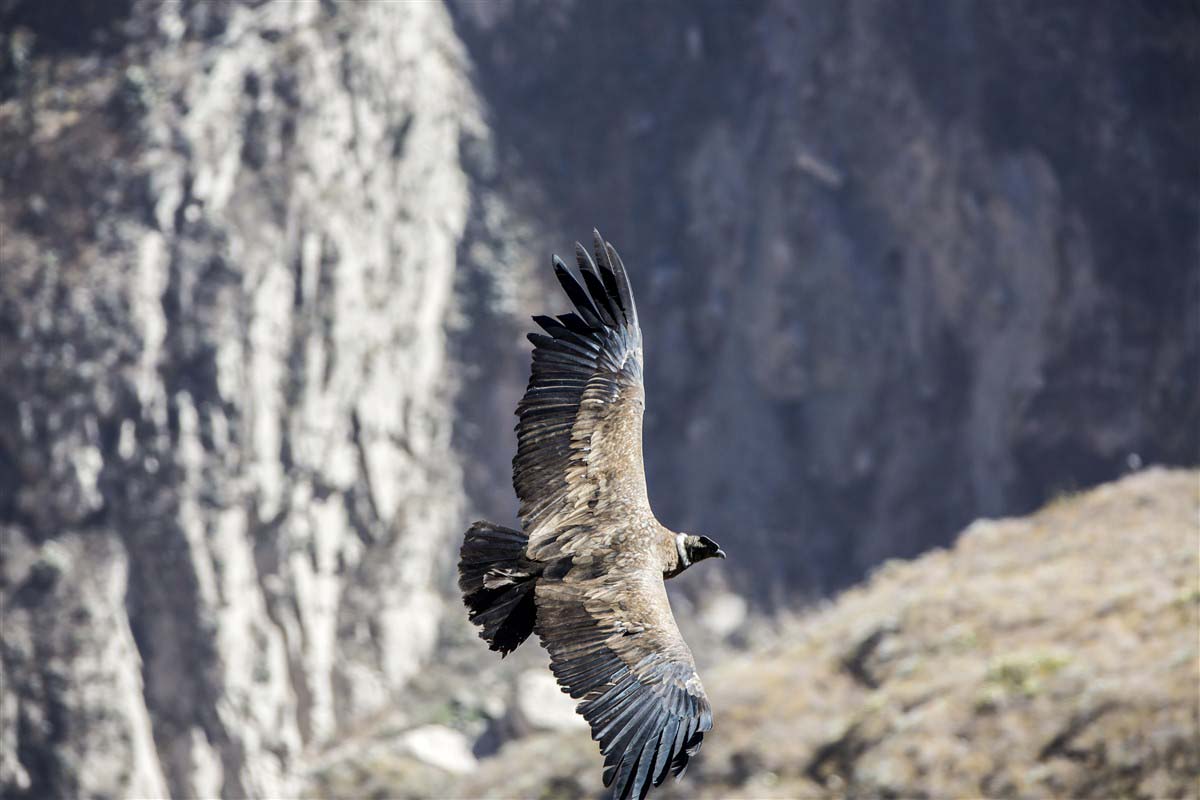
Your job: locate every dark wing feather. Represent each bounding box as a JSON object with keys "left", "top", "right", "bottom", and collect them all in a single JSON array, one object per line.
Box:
[
  {"left": 513, "top": 233, "right": 645, "bottom": 538},
  {"left": 592, "top": 230, "right": 626, "bottom": 322},
  {"left": 553, "top": 256, "right": 605, "bottom": 329},
  {"left": 536, "top": 571, "right": 713, "bottom": 800},
  {"left": 605, "top": 242, "right": 638, "bottom": 330}
]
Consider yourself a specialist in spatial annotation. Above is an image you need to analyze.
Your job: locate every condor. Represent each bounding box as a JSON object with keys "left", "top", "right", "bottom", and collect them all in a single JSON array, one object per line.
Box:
[{"left": 459, "top": 231, "right": 725, "bottom": 800}]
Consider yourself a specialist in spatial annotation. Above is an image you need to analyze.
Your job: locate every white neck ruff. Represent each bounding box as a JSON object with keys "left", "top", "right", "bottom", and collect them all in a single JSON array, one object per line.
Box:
[{"left": 675, "top": 533, "right": 691, "bottom": 568}]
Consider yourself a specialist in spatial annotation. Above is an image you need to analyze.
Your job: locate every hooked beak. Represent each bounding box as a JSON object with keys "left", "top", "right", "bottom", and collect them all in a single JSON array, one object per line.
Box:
[{"left": 715, "top": 548, "right": 727, "bottom": 559}]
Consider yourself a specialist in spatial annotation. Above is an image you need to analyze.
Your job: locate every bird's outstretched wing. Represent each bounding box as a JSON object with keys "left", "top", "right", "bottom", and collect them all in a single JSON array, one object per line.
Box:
[
  {"left": 516, "top": 232, "right": 712, "bottom": 800},
  {"left": 537, "top": 569, "right": 713, "bottom": 800},
  {"left": 513, "top": 229, "right": 646, "bottom": 553}
]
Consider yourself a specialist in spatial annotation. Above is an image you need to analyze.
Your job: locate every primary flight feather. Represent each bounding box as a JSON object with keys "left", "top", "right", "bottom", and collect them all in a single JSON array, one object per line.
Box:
[{"left": 459, "top": 231, "right": 726, "bottom": 800}]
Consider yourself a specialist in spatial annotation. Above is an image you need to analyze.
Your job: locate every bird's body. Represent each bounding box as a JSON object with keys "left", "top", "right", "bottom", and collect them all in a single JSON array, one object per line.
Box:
[{"left": 459, "top": 231, "right": 725, "bottom": 800}]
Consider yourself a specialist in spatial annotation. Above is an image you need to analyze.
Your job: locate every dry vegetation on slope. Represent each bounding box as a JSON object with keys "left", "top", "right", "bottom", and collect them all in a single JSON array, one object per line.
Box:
[{"left": 312, "top": 468, "right": 1199, "bottom": 799}]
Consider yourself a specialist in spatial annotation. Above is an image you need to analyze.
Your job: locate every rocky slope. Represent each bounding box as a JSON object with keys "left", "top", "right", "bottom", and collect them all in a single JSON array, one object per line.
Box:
[
  {"left": 1, "top": 1, "right": 1196, "bottom": 797},
  {"left": 316, "top": 468, "right": 1200, "bottom": 799}
]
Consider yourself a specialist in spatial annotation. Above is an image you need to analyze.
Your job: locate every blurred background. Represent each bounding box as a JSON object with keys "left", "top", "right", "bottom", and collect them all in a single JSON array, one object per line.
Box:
[{"left": 0, "top": 1, "right": 1197, "bottom": 798}]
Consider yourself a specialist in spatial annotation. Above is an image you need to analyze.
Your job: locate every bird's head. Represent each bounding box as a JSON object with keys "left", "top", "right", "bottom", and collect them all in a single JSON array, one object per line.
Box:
[{"left": 675, "top": 533, "right": 727, "bottom": 570}]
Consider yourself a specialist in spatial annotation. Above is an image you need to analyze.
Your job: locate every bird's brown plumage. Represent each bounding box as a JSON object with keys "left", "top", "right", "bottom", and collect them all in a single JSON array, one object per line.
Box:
[{"left": 461, "top": 231, "right": 715, "bottom": 800}]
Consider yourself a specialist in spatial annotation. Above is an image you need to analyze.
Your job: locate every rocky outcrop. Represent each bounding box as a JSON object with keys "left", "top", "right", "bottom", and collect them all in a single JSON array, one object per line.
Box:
[{"left": 0, "top": 2, "right": 512, "bottom": 796}]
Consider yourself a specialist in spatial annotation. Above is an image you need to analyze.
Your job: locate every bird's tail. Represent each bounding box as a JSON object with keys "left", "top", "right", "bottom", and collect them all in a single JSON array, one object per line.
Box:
[{"left": 458, "top": 521, "right": 538, "bottom": 656}]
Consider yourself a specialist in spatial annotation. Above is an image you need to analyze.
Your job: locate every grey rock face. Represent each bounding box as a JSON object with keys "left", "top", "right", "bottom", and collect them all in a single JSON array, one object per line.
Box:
[
  {"left": 447, "top": 0, "right": 1200, "bottom": 594},
  {"left": 1, "top": 530, "right": 169, "bottom": 798},
  {"left": 1, "top": 2, "right": 506, "bottom": 796}
]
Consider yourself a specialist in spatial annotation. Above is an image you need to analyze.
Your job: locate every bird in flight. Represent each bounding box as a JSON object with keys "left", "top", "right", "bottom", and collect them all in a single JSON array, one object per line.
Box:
[{"left": 459, "top": 231, "right": 726, "bottom": 800}]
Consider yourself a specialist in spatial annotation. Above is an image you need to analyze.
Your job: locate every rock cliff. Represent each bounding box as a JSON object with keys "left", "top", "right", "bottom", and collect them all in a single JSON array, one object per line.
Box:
[
  {"left": 1, "top": 2, "right": 518, "bottom": 796},
  {"left": 448, "top": 0, "right": 1199, "bottom": 594}
]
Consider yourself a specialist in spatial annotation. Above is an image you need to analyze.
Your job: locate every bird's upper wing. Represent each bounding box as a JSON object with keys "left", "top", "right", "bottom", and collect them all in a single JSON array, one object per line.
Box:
[
  {"left": 536, "top": 567, "right": 713, "bottom": 800},
  {"left": 513, "top": 230, "right": 647, "bottom": 555}
]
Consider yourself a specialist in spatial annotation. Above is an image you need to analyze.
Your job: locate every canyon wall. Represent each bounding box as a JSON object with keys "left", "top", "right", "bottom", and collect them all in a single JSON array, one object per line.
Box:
[
  {"left": 0, "top": 2, "right": 526, "bottom": 796},
  {"left": 1, "top": 1, "right": 1195, "bottom": 796}
]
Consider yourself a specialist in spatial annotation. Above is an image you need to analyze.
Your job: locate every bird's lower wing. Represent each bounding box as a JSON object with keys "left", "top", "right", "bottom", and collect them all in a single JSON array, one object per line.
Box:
[{"left": 535, "top": 571, "right": 713, "bottom": 800}]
